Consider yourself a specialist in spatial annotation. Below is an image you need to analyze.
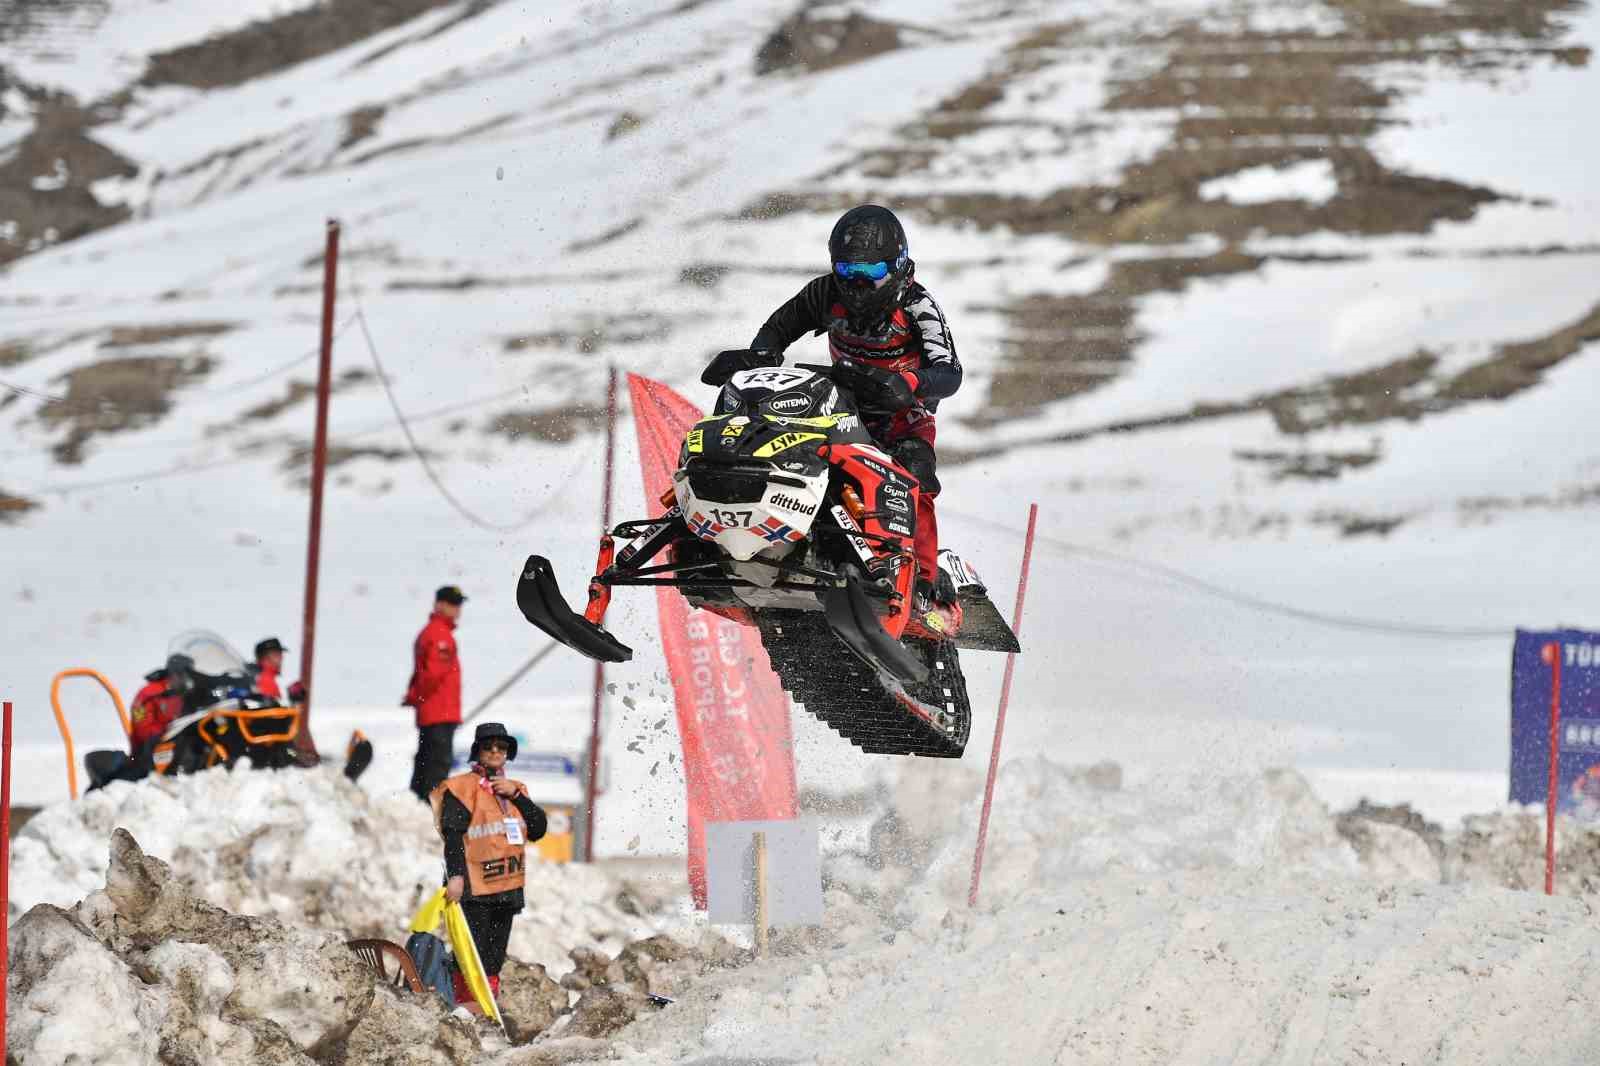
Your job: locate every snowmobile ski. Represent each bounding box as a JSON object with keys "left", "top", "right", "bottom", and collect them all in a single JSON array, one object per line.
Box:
[
  {"left": 516, "top": 555, "right": 633, "bottom": 663},
  {"left": 823, "top": 573, "right": 929, "bottom": 684}
]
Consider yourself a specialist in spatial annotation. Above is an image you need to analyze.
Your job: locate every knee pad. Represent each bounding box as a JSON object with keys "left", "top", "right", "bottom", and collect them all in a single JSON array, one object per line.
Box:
[{"left": 891, "top": 438, "right": 940, "bottom": 495}]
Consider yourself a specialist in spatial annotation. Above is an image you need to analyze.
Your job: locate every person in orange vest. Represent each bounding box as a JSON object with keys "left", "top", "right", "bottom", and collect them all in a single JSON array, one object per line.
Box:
[
  {"left": 405, "top": 586, "right": 468, "bottom": 800},
  {"left": 431, "top": 722, "right": 546, "bottom": 1010}
]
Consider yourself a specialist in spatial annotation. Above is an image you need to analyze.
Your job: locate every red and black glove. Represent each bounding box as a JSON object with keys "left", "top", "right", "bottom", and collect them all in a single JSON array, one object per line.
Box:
[
  {"left": 287, "top": 680, "right": 308, "bottom": 703},
  {"left": 835, "top": 359, "right": 918, "bottom": 410}
]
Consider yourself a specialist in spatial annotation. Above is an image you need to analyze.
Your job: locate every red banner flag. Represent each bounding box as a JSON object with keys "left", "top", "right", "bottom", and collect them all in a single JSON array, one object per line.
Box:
[{"left": 627, "top": 373, "right": 798, "bottom": 907}]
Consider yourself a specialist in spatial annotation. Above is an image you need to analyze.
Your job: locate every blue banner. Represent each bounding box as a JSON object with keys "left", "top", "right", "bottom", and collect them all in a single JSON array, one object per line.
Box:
[{"left": 1510, "top": 629, "right": 1600, "bottom": 812}]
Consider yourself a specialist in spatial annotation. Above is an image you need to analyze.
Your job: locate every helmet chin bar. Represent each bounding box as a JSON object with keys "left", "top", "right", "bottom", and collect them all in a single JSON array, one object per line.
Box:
[{"left": 837, "top": 273, "right": 902, "bottom": 321}]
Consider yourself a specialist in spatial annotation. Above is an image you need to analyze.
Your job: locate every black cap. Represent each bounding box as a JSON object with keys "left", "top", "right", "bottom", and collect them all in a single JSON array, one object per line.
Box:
[
  {"left": 469, "top": 721, "right": 517, "bottom": 761},
  {"left": 254, "top": 637, "right": 288, "bottom": 659},
  {"left": 435, "top": 585, "right": 468, "bottom": 606}
]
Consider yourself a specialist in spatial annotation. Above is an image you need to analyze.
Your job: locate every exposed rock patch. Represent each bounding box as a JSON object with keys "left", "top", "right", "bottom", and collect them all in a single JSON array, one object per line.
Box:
[
  {"left": 0, "top": 487, "right": 41, "bottom": 524},
  {"left": 564, "top": 218, "right": 644, "bottom": 256},
  {"left": 484, "top": 407, "right": 586, "bottom": 445},
  {"left": 0, "top": 85, "right": 138, "bottom": 264},
  {"left": 140, "top": 0, "right": 475, "bottom": 91},
  {"left": 503, "top": 311, "right": 670, "bottom": 354},
  {"left": 100, "top": 322, "right": 239, "bottom": 348},
  {"left": 755, "top": 7, "right": 907, "bottom": 77},
  {"left": 237, "top": 368, "right": 374, "bottom": 425},
  {"left": 38, "top": 353, "right": 215, "bottom": 464}
]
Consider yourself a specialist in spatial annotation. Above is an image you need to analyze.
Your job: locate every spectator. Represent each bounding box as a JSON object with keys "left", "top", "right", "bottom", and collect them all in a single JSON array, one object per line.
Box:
[
  {"left": 253, "top": 637, "right": 306, "bottom": 704},
  {"left": 406, "top": 585, "right": 467, "bottom": 801},
  {"left": 431, "top": 721, "right": 546, "bottom": 1011},
  {"left": 128, "top": 655, "right": 190, "bottom": 754}
]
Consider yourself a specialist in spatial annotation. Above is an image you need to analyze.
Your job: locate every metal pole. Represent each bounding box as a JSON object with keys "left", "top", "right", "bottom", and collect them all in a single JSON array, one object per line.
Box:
[
  {"left": 754, "top": 831, "right": 769, "bottom": 957},
  {"left": 969, "top": 503, "right": 1039, "bottom": 908},
  {"left": 583, "top": 365, "right": 618, "bottom": 861},
  {"left": 298, "top": 218, "right": 340, "bottom": 762},
  {"left": 3, "top": 699, "right": 13, "bottom": 1053},
  {"left": 1545, "top": 640, "right": 1563, "bottom": 895}
]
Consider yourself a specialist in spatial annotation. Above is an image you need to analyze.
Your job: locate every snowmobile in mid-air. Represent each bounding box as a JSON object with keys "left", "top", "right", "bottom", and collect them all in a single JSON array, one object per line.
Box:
[{"left": 516, "top": 362, "right": 1020, "bottom": 758}]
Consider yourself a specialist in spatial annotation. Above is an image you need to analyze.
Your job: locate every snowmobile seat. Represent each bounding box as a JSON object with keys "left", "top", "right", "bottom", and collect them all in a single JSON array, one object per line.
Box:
[{"left": 346, "top": 939, "right": 426, "bottom": 995}]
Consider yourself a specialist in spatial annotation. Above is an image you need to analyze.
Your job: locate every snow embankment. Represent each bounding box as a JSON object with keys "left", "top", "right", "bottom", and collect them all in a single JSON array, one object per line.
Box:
[
  {"left": 596, "top": 759, "right": 1600, "bottom": 1065},
  {"left": 8, "top": 764, "right": 689, "bottom": 972}
]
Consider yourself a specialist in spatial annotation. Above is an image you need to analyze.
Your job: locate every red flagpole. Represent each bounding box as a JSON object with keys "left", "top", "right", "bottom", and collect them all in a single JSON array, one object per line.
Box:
[
  {"left": 298, "top": 219, "right": 340, "bottom": 762},
  {"left": 3, "top": 699, "right": 13, "bottom": 1052},
  {"left": 583, "top": 366, "right": 618, "bottom": 861},
  {"left": 969, "top": 504, "right": 1038, "bottom": 907},
  {"left": 1544, "top": 641, "right": 1563, "bottom": 895}
]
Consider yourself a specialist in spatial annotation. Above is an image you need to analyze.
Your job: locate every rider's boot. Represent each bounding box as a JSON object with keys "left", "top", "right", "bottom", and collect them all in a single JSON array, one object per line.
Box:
[{"left": 906, "top": 569, "right": 962, "bottom": 641}]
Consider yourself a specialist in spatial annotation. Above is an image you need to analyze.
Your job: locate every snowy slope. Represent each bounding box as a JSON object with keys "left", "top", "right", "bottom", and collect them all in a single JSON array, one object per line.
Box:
[
  {"left": 1, "top": 0, "right": 1598, "bottom": 859},
  {"left": 532, "top": 760, "right": 1600, "bottom": 1065}
]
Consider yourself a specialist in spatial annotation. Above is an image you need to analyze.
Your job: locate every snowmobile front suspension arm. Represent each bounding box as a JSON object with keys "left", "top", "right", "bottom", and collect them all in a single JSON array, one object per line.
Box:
[
  {"left": 612, "top": 508, "right": 685, "bottom": 571},
  {"left": 583, "top": 534, "right": 616, "bottom": 625}
]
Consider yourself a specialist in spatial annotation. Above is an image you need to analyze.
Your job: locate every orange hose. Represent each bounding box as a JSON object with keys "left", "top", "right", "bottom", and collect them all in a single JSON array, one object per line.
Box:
[{"left": 50, "top": 669, "right": 130, "bottom": 801}]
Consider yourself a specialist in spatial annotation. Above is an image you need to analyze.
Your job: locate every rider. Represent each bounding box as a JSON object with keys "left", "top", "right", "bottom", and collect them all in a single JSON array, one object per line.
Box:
[
  {"left": 704, "top": 204, "right": 962, "bottom": 612},
  {"left": 128, "top": 655, "right": 191, "bottom": 754}
]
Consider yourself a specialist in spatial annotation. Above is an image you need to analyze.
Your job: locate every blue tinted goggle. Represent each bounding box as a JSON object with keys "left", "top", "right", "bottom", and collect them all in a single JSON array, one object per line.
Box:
[{"left": 834, "top": 260, "right": 893, "bottom": 281}]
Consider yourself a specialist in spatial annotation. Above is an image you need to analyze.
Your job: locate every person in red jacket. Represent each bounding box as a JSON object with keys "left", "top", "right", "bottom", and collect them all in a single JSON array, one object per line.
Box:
[
  {"left": 252, "top": 637, "right": 306, "bottom": 704},
  {"left": 406, "top": 585, "right": 467, "bottom": 800},
  {"left": 128, "top": 659, "right": 187, "bottom": 752}
]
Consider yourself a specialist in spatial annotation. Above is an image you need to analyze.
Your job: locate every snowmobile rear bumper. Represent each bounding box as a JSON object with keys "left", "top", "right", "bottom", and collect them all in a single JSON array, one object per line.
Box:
[
  {"left": 517, "top": 555, "right": 633, "bottom": 663},
  {"left": 823, "top": 574, "right": 928, "bottom": 684}
]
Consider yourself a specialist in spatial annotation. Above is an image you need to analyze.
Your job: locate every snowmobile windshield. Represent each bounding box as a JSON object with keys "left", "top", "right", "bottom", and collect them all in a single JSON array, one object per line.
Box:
[
  {"left": 167, "top": 629, "right": 250, "bottom": 677},
  {"left": 716, "top": 366, "right": 851, "bottom": 420}
]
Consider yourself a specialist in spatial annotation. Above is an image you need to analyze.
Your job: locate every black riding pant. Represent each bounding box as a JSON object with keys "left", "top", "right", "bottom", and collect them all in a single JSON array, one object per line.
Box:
[
  {"left": 409, "top": 722, "right": 457, "bottom": 800},
  {"left": 459, "top": 899, "right": 518, "bottom": 977}
]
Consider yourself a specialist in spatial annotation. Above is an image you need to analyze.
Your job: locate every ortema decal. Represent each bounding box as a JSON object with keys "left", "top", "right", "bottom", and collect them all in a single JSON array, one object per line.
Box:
[
  {"left": 753, "top": 431, "right": 824, "bottom": 458},
  {"left": 767, "top": 394, "right": 811, "bottom": 414},
  {"left": 769, "top": 492, "right": 817, "bottom": 516}
]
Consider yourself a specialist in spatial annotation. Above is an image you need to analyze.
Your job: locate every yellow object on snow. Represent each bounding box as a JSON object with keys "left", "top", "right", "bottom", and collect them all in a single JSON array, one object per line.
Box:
[
  {"left": 445, "top": 899, "right": 502, "bottom": 1026},
  {"left": 407, "top": 889, "right": 503, "bottom": 1026},
  {"left": 410, "top": 887, "right": 449, "bottom": 935}
]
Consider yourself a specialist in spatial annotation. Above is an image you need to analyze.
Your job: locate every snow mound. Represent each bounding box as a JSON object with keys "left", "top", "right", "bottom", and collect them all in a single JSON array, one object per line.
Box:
[
  {"left": 9, "top": 765, "right": 685, "bottom": 971},
  {"left": 1448, "top": 809, "right": 1600, "bottom": 894},
  {"left": 899, "top": 759, "right": 1375, "bottom": 918},
  {"left": 9, "top": 827, "right": 482, "bottom": 1065},
  {"left": 593, "top": 761, "right": 1600, "bottom": 1065}
]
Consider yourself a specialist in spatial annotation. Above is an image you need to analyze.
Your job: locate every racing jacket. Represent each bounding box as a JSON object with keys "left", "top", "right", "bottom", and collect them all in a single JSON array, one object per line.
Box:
[
  {"left": 751, "top": 274, "right": 963, "bottom": 436},
  {"left": 128, "top": 674, "right": 182, "bottom": 751},
  {"left": 254, "top": 662, "right": 282, "bottom": 700},
  {"left": 405, "top": 611, "right": 461, "bottom": 726}
]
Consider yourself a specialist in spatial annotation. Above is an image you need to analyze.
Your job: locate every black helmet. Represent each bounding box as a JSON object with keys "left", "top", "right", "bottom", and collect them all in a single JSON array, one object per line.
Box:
[
  {"left": 828, "top": 204, "right": 913, "bottom": 322},
  {"left": 469, "top": 721, "right": 518, "bottom": 761}
]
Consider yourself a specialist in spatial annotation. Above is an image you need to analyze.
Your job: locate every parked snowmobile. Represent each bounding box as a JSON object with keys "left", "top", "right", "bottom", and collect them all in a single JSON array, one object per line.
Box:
[
  {"left": 84, "top": 631, "right": 371, "bottom": 789},
  {"left": 516, "top": 363, "right": 1020, "bottom": 758}
]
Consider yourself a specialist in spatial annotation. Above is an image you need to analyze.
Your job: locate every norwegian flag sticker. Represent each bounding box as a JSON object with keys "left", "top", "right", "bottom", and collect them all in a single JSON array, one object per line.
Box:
[
  {"left": 689, "top": 511, "right": 725, "bottom": 539},
  {"left": 756, "top": 515, "right": 803, "bottom": 543}
]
